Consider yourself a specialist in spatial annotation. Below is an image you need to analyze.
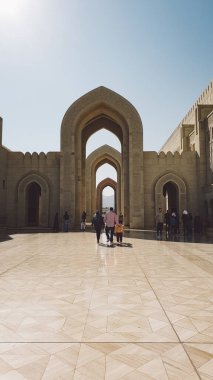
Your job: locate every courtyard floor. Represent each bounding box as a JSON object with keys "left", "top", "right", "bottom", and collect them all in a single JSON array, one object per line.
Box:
[{"left": 0, "top": 230, "right": 212, "bottom": 379}]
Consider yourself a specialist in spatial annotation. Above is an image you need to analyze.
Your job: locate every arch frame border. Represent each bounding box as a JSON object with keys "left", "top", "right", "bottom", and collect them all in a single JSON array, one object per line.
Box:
[{"left": 16, "top": 171, "right": 50, "bottom": 227}]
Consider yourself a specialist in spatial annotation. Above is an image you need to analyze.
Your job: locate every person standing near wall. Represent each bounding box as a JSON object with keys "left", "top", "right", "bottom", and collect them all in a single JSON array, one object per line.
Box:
[
  {"left": 63, "top": 211, "right": 70, "bottom": 232},
  {"left": 164, "top": 210, "right": 170, "bottom": 236},
  {"left": 156, "top": 208, "right": 164, "bottom": 239},
  {"left": 81, "top": 210, "right": 86, "bottom": 231}
]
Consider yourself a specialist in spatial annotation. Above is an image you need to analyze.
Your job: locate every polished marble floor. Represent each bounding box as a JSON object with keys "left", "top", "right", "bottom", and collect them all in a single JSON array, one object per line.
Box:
[{"left": 0, "top": 231, "right": 212, "bottom": 379}]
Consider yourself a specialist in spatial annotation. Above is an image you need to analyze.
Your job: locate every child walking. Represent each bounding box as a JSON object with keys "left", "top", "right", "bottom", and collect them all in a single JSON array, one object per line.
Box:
[{"left": 115, "top": 220, "right": 124, "bottom": 244}]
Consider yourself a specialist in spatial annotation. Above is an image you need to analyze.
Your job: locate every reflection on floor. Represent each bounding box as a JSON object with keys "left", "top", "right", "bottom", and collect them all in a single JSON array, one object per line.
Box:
[{"left": 0, "top": 231, "right": 212, "bottom": 379}]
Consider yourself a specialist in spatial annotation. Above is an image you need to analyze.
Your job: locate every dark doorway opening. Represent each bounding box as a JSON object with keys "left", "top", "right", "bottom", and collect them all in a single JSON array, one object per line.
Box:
[
  {"left": 163, "top": 181, "right": 179, "bottom": 213},
  {"left": 26, "top": 182, "right": 41, "bottom": 226}
]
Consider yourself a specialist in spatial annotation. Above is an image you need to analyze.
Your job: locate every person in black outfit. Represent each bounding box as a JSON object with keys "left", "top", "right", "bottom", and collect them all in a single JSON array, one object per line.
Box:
[
  {"left": 81, "top": 210, "right": 86, "bottom": 230},
  {"left": 92, "top": 210, "right": 104, "bottom": 243},
  {"left": 63, "top": 211, "right": 70, "bottom": 232}
]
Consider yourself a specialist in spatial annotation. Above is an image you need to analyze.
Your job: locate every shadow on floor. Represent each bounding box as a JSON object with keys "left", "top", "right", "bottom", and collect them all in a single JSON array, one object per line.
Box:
[
  {"left": 124, "top": 229, "right": 213, "bottom": 244},
  {"left": 0, "top": 234, "right": 13, "bottom": 242},
  {"left": 98, "top": 242, "right": 133, "bottom": 248}
]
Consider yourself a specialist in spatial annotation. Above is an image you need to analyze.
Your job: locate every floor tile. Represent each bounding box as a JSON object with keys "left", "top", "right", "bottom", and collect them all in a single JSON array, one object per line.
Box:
[{"left": 0, "top": 231, "right": 212, "bottom": 378}]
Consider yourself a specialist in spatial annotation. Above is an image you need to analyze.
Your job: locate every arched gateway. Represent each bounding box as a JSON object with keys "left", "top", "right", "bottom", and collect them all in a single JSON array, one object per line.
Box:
[
  {"left": 61, "top": 86, "right": 144, "bottom": 228},
  {"left": 2, "top": 82, "right": 209, "bottom": 231}
]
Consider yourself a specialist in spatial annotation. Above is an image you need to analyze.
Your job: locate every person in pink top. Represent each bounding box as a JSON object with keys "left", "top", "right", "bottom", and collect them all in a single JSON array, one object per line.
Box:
[{"left": 104, "top": 207, "right": 118, "bottom": 244}]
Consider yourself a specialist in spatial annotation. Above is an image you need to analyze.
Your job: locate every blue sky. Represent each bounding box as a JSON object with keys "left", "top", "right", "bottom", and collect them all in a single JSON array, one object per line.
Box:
[{"left": 0, "top": 0, "right": 213, "bottom": 193}]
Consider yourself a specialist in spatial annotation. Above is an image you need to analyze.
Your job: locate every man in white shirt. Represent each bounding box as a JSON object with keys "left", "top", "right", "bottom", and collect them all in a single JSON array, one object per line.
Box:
[{"left": 104, "top": 207, "right": 117, "bottom": 244}]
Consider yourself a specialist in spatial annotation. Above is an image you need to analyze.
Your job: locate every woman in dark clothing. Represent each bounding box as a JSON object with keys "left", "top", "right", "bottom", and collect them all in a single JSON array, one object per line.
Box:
[{"left": 92, "top": 210, "right": 104, "bottom": 243}]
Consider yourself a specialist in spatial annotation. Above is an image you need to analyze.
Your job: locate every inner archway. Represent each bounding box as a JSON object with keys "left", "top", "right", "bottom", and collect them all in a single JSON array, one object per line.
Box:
[
  {"left": 102, "top": 186, "right": 115, "bottom": 210},
  {"left": 96, "top": 178, "right": 117, "bottom": 213},
  {"left": 163, "top": 181, "right": 179, "bottom": 212},
  {"left": 86, "top": 145, "right": 121, "bottom": 222},
  {"left": 26, "top": 182, "right": 41, "bottom": 226}
]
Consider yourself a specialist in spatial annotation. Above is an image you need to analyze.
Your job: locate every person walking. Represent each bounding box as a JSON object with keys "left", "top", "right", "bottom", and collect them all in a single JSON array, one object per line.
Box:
[
  {"left": 115, "top": 220, "right": 124, "bottom": 244},
  {"left": 104, "top": 207, "right": 117, "bottom": 244},
  {"left": 92, "top": 210, "right": 104, "bottom": 243},
  {"left": 156, "top": 208, "right": 164, "bottom": 239}
]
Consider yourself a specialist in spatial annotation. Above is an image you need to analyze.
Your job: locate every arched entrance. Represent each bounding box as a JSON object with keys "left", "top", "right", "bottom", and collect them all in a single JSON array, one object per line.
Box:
[
  {"left": 96, "top": 178, "right": 117, "bottom": 213},
  {"left": 86, "top": 145, "right": 121, "bottom": 221},
  {"left": 163, "top": 181, "right": 179, "bottom": 212},
  {"left": 61, "top": 86, "right": 144, "bottom": 228},
  {"left": 26, "top": 182, "right": 41, "bottom": 226},
  {"left": 17, "top": 172, "right": 50, "bottom": 228},
  {"left": 152, "top": 172, "right": 187, "bottom": 228}
]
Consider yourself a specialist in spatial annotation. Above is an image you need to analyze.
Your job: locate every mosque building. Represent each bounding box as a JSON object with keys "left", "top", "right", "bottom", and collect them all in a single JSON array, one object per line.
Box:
[{"left": 0, "top": 81, "right": 213, "bottom": 230}]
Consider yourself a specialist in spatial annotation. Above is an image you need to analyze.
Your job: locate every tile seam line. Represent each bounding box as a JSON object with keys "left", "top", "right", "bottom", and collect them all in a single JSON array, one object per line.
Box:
[
  {"left": 135, "top": 252, "right": 202, "bottom": 380},
  {"left": 0, "top": 341, "right": 209, "bottom": 344}
]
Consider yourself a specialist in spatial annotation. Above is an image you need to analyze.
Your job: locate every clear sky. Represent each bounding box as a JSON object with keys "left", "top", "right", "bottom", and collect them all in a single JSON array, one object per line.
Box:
[{"left": 0, "top": 0, "right": 213, "bottom": 194}]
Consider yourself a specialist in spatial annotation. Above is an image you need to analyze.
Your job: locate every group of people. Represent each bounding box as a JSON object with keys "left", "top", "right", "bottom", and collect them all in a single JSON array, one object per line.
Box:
[
  {"left": 156, "top": 208, "right": 203, "bottom": 239},
  {"left": 53, "top": 209, "right": 124, "bottom": 244},
  {"left": 53, "top": 210, "right": 87, "bottom": 232},
  {"left": 53, "top": 211, "right": 70, "bottom": 232},
  {"left": 92, "top": 207, "right": 124, "bottom": 245}
]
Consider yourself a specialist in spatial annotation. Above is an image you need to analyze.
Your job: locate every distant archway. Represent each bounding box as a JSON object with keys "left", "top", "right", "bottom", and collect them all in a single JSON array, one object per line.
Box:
[
  {"left": 86, "top": 145, "right": 121, "bottom": 221},
  {"left": 96, "top": 178, "right": 117, "bottom": 213},
  {"left": 163, "top": 181, "right": 179, "bottom": 212}
]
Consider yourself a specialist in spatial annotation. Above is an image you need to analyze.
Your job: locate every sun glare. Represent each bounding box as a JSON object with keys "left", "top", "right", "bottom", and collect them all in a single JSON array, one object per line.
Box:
[{"left": 0, "top": 0, "right": 26, "bottom": 20}]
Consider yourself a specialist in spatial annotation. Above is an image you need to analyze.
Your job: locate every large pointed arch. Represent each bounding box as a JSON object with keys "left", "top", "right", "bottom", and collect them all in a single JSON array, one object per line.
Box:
[{"left": 60, "top": 86, "right": 144, "bottom": 228}]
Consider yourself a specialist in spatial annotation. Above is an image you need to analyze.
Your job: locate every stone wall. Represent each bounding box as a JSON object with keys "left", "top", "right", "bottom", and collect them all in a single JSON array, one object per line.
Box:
[
  {"left": 161, "top": 81, "right": 213, "bottom": 153},
  {"left": 0, "top": 149, "right": 60, "bottom": 228}
]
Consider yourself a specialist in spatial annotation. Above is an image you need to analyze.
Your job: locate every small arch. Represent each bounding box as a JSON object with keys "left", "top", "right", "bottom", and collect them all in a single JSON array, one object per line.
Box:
[
  {"left": 163, "top": 181, "right": 179, "bottom": 213},
  {"left": 86, "top": 145, "right": 121, "bottom": 222},
  {"left": 96, "top": 178, "right": 117, "bottom": 213},
  {"left": 17, "top": 172, "right": 50, "bottom": 228},
  {"left": 154, "top": 172, "right": 187, "bottom": 221}
]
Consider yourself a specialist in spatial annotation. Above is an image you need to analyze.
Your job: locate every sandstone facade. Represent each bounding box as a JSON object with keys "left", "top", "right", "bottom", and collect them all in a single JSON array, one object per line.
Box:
[{"left": 0, "top": 82, "right": 213, "bottom": 230}]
